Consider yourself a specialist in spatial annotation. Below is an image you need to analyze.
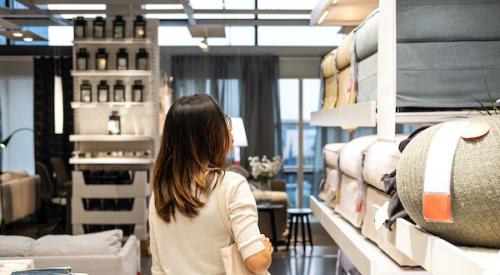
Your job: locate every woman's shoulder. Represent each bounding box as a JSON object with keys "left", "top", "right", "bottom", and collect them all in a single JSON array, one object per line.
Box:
[{"left": 222, "top": 171, "right": 248, "bottom": 187}]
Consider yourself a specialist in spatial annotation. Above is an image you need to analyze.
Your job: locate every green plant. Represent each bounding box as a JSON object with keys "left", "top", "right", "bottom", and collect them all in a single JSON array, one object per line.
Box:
[{"left": 472, "top": 79, "right": 499, "bottom": 115}]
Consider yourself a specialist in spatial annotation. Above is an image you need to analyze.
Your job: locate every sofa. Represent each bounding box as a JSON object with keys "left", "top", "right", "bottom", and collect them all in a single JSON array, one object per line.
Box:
[
  {"left": 0, "top": 229, "right": 140, "bottom": 275},
  {"left": 0, "top": 171, "right": 40, "bottom": 226}
]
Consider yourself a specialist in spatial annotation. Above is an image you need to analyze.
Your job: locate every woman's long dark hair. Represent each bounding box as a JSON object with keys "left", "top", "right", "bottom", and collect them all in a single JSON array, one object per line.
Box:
[{"left": 153, "top": 94, "right": 231, "bottom": 223}]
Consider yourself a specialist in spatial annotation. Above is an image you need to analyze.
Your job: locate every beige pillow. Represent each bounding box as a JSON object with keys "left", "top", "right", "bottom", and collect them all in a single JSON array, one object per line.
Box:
[
  {"left": 0, "top": 235, "right": 35, "bottom": 257},
  {"left": 32, "top": 229, "right": 123, "bottom": 256},
  {"left": 0, "top": 170, "right": 28, "bottom": 182}
]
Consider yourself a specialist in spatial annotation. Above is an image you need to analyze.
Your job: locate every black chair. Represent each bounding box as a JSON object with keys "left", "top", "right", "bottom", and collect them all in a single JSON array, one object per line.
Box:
[
  {"left": 36, "top": 161, "right": 65, "bottom": 233},
  {"left": 50, "top": 157, "right": 72, "bottom": 197}
]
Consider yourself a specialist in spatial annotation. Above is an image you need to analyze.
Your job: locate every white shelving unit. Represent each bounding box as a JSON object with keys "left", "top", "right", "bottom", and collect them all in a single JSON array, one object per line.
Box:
[
  {"left": 70, "top": 17, "right": 159, "bottom": 240},
  {"left": 70, "top": 135, "right": 153, "bottom": 142},
  {"left": 311, "top": 197, "right": 430, "bottom": 275}
]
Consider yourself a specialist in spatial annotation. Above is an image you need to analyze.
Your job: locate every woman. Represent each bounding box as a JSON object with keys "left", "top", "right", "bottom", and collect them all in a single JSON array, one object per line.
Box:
[{"left": 149, "top": 94, "right": 273, "bottom": 275}]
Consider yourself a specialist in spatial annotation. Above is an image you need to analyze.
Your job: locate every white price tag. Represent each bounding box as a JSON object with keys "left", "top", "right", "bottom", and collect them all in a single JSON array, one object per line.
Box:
[{"left": 374, "top": 202, "right": 390, "bottom": 231}]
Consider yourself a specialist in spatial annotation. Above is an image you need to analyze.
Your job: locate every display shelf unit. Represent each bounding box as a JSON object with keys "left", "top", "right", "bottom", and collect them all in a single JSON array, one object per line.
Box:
[
  {"left": 310, "top": 102, "right": 482, "bottom": 127},
  {"left": 74, "top": 38, "right": 152, "bottom": 46},
  {"left": 70, "top": 17, "right": 159, "bottom": 240},
  {"left": 71, "top": 102, "right": 147, "bottom": 109},
  {"left": 72, "top": 170, "right": 151, "bottom": 198},
  {"left": 70, "top": 135, "right": 153, "bottom": 142},
  {"left": 70, "top": 157, "right": 154, "bottom": 165},
  {"left": 395, "top": 219, "right": 500, "bottom": 275},
  {"left": 71, "top": 70, "right": 152, "bottom": 77},
  {"left": 310, "top": 196, "right": 430, "bottom": 275}
]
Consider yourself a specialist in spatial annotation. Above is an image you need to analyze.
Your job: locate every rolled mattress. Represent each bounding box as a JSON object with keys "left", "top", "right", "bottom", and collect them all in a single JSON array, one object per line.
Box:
[
  {"left": 335, "top": 174, "right": 366, "bottom": 228},
  {"left": 337, "top": 67, "right": 357, "bottom": 108},
  {"left": 323, "top": 76, "right": 338, "bottom": 110},
  {"left": 355, "top": 10, "right": 379, "bottom": 61},
  {"left": 397, "top": 41, "right": 500, "bottom": 108},
  {"left": 336, "top": 32, "right": 353, "bottom": 71},
  {"left": 357, "top": 53, "right": 378, "bottom": 103},
  {"left": 321, "top": 50, "right": 337, "bottom": 78},
  {"left": 397, "top": 0, "right": 500, "bottom": 42}
]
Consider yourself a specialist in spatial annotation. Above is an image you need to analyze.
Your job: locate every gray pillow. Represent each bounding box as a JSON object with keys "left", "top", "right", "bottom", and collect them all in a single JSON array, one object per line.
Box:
[
  {"left": 0, "top": 235, "right": 36, "bottom": 257},
  {"left": 32, "top": 229, "right": 123, "bottom": 256}
]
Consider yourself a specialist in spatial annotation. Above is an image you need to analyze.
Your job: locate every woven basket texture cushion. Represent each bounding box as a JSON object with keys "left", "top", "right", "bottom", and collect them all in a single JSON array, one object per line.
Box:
[
  {"left": 336, "top": 32, "right": 353, "bottom": 71},
  {"left": 324, "top": 143, "right": 346, "bottom": 169},
  {"left": 397, "top": 116, "right": 500, "bottom": 248},
  {"left": 339, "top": 135, "right": 378, "bottom": 179},
  {"left": 335, "top": 174, "right": 366, "bottom": 228},
  {"left": 361, "top": 187, "right": 391, "bottom": 243},
  {"left": 362, "top": 135, "right": 408, "bottom": 190},
  {"left": 321, "top": 50, "right": 337, "bottom": 78}
]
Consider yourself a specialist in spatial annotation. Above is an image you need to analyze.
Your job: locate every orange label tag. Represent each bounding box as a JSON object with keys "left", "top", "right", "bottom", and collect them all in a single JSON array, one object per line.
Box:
[{"left": 423, "top": 194, "right": 452, "bottom": 223}]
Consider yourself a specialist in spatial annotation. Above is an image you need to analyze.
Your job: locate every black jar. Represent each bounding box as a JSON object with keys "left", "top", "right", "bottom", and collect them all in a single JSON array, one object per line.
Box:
[
  {"left": 80, "top": 80, "right": 92, "bottom": 102},
  {"left": 135, "top": 48, "right": 149, "bottom": 70},
  {"left": 134, "top": 15, "right": 146, "bottom": 39},
  {"left": 132, "top": 80, "right": 144, "bottom": 102},
  {"left": 97, "top": 80, "right": 110, "bottom": 102},
  {"left": 74, "top": 16, "right": 87, "bottom": 39},
  {"left": 96, "top": 48, "right": 108, "bottom": 70},
  {"left": 93, "top": 16, "right": 106, "bottom": 38},
  {"left": 113, "top": 15, "right": 126, "bottom": 39},
  {"left": 116, "top": 48, "right": 128, "bottom": 70},
  {"left": 76, "top": 48, "right": 89, "bottom": 70},
  {"left": 114, "top": 80, "right": 126, "bottom": 102}
]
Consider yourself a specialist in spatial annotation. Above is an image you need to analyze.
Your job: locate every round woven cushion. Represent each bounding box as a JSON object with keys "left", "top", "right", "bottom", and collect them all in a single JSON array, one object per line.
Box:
[{"left": 397, "top": 116, "right": 500, "bottom": 248}]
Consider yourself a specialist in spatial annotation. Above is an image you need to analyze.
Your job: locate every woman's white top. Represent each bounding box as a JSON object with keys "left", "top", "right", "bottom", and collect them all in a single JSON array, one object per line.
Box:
[{"left": 149, "top": 171, "right": 265, "bottom": 275}]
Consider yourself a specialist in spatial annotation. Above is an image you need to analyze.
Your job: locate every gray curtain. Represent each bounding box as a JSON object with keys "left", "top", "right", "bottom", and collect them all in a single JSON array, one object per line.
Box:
[{"left": 170, "top": 55, "right": 281, "bottom": 169}]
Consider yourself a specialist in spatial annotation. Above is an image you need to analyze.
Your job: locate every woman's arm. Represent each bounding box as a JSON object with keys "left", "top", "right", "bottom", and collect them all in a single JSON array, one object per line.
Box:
[{"left": 226, "top": 173, "right": 273, "bottom": 273}]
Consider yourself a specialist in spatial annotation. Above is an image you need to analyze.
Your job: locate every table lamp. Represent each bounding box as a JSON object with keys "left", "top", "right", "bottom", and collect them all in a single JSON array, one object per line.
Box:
[{"left": 231, "top": 117, "right": 247, "bottom": 165}]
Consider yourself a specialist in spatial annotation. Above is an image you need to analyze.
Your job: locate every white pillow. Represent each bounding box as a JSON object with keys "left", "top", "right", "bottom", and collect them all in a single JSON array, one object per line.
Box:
[
  {"left": 31, "top": 229, "right": 123, "bottom": 256},
  {"left": 0, "top": 235, "right": 35, "bottom": 257}
]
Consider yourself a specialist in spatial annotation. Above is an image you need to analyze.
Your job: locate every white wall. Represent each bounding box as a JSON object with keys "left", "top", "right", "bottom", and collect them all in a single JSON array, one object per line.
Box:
[{"left": 0, "top": 57, "right": 35, "bottom": 174}]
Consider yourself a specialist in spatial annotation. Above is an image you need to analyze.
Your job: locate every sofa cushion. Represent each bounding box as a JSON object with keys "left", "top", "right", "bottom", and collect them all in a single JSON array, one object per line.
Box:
[
  {"left": 339, "top": 135, "right": 378, "bottom": 179},
  {"left": 0, "top": 235, "right": 36, "bottom": 257},
  {"left": 362, "top": 135, "right": 408, "bottom": 190},
  {"left": 0, "top": 171, "right": 29, "bottom": 182},
  {"left": 31, "top": 229, "right": 123, "bottom": 256},
  {"left": 323, "top": 143, "right": 345, "bottom": 169}
]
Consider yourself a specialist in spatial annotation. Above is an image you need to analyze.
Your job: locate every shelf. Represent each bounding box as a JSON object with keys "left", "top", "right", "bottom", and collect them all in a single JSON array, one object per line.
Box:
[
  {"left": 310, "top": 196, "right": 429, "bottom": 275},
  {"left": 73, "top": 38, "right": 152, "bottom": 46},
  {"left": 311, "top": 0, "right": 378, "bottom": 25},
  {"left": 69, "top": 157, "right": 154, "bottom": 165},
  {"left": 395, "top": 219, "right": 500, "bottom": 275},
  {"left": 311, "top": 102, "right": 482, "bottom": 127},
  {"left": 71, "top": 102, "right": 147, "bottom": 109},
  {"left": 70, "top": 135, "right": 153, "bottom": 142},
  {"left": 71, "top": 70, "right": 152, "bottom": 77},
  {"left": 310, "top": 101, "right": 377, "bottom": 127}
]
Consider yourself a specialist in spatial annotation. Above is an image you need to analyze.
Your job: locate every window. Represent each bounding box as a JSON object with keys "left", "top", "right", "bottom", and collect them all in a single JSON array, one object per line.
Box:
[
  {"left": 279, "top": 78, "right": 321, "bottom": 208},
  {"left": 258, "top": 26, "right": 344, "bottom": 46}
]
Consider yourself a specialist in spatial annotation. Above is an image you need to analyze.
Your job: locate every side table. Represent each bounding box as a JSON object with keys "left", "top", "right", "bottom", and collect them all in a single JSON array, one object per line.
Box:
[{"left": 257, "top": 204, "right": 284, "bottom": 251}]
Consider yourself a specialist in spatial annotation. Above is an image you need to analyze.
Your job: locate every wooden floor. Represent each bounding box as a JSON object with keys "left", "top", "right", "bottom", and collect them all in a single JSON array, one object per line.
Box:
[{"left": 141, "top": 245, "right": 338, "bottom": 275}]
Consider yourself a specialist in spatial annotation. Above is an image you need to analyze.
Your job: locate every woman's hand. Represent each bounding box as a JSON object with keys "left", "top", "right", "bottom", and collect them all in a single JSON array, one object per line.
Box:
[{"left": 261, "top": 234, "right": 273, "bottom": 256}]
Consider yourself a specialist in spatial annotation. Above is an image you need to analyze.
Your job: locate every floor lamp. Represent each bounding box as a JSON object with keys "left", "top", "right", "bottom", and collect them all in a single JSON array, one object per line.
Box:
[{"left": 231, "top": 117, "right": 248, "bottom": 165}]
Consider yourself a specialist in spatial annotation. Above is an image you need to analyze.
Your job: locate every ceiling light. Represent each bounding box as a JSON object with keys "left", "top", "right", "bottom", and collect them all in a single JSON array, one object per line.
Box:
[
  {"left": 142, "top": 4, "right": 184, "bottom": 10},
  {"left": 12, "top": 31, "right": 23, "bottom": 37},
  {"left": 23, "top": 37, "right": 33, "bottom": 42},
  {"left": 318, "top": 10, "right": 329, "bottom": 25},
  {"left": 198, "top": 37, "right": 209, "bottom": 52},
  {"left": 332, "top": 0, "right": 339, "bottom": 4},
  {"left": 47, "top": 4, "right": 106, "bottom": 10}
]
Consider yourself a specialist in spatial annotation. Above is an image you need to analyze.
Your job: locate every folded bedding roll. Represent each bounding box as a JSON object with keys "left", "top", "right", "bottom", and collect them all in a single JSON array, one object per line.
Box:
[
  {"left": 357, "top": 53, "right": 378, "bottom": 103},
  {"left": 323, "top": 76, "right": 338, "bottom": 110},
  {"left": 339, "top": 135, "right": 377, "bottom": 180},
  {"left": 335, "top": 174, "right": 366, "bottom": 228},
  {"left": 319, "top": 169, "right": 339, "bottom": 209},
  {"left": 397, "top": 0, "right": 500, "bottom": 42},
  {"left": 324, "top": 143, "right": 345, "bottom": 169},
  {"left": 321, "top": 50, "right": 337, "bottom": 78},
  {"left": 397, "top": 41, "right": 500, "bottom": 108},
  {"left": 362, "top": 135, "right": 407, "bottom": 191},
  {"left": 355, "top": 10, "right": 379, "bottom": 60},
  {"left": 336, "top": 32, "right": 353, "bottom": 71},
  {"left": 361, "top": 187, "right": 391, "bottom": 243},
  {"left": 337, "top": 67, "right": 357, "bottom": 107}
]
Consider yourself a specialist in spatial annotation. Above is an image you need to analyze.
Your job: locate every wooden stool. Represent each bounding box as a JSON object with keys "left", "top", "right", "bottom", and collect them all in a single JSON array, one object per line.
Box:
[{"left": 286, "top": 208, "right": 313, "bottom": 251}]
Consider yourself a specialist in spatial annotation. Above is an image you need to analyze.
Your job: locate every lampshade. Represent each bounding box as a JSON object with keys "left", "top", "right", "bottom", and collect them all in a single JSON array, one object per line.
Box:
[{"left": 231, "top": 117, "right": 248, "bottom": 147}]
